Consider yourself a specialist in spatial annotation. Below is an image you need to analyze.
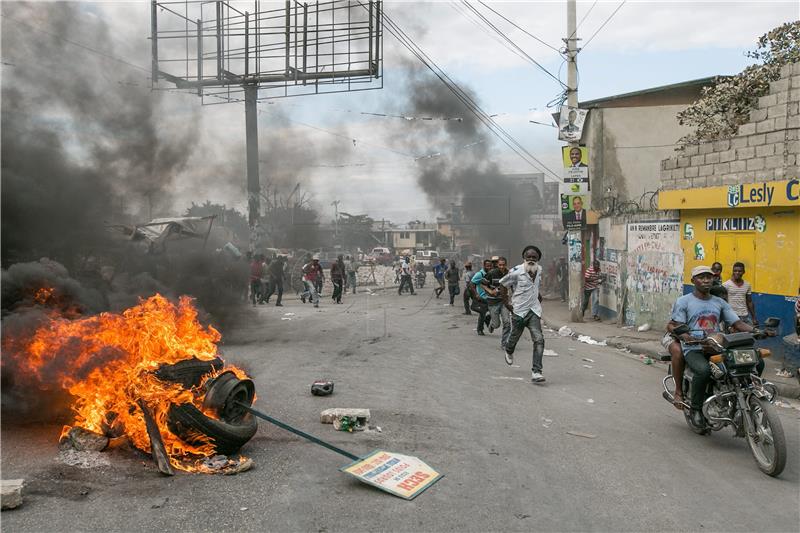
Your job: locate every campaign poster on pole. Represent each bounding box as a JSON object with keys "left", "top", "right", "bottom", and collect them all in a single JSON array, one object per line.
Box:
[
  {"left": 562, "top": 146, "right": 589, "bottom": 193},
  {"left": 561, "top": 193, "right": 589, "bottom": 231},
  {"left": 340, "top": 450, "right": 443, "bottom": 500},
  {"left": 558, "top": 106, "right": 587, "bottom": 143}
]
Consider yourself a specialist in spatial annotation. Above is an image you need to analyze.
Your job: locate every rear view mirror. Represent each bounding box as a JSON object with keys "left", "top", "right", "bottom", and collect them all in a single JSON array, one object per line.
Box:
[
  {"left": 763, "top": 317, "right": 780, "bottom": 329},
  {"left": 673, "top": 324, "right": 690, "bottom": 336}
]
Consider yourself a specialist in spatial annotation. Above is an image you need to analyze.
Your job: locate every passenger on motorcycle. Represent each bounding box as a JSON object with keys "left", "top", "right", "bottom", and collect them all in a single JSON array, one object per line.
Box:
[{"left": 666, "top": 265, "right": 759, "bottom": 428}]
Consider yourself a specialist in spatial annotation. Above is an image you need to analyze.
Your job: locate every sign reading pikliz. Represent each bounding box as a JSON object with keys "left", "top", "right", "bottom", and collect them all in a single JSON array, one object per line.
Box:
[{"left": 341, "top": 450, "right": 442, "bottom": 500}]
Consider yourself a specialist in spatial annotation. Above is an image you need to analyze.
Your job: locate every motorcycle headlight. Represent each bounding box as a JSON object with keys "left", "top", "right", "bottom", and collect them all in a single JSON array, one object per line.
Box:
[{"left": 731, "top": 349, "right": 757, "bottom": 365}]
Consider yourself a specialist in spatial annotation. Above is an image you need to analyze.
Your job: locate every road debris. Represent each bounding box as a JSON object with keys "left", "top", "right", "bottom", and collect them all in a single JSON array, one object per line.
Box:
[
  {"left": 57, "top": 449, "right": 111, "bottom": 469},
  {"left": 541, "top": 417, "right": 553, "bottom": 428},
  {"left": 1, "top": 480, "right": 24, "bottom": 511},
  {"left": 586, "top": 399, "right": 595, "bottom": 404},
  {"left": 281, "top": 317, "right": 292, "bottom": 321},
  {"left": 637, "top": 323, "right": 651, "bottom": 332},
  {"left": 311, "top": 380, "right": 334, "bottom": 396},
  {"left": 582, "top": 358, "right": 594, "bottom": 363},
  {"left": 558, "top": 326, "right": 573, "bottom": 337},
  {"left": 582, "top": 364, "right": 593, "bottom": 369},
  {"left": 775, "top": 368, "right": 793, "bottom": 378},
  {"left": 566, "top": 431, "right": 597, "bottom": 439},
  {"left": 200, "top": 455, "right": 253, "bottom": 474},
  {"left": 543, "top": 349, "right": 559, "bottom": 356},
  {"left": 492, "top": 376, "right": 525, "bottom": 381},
  {"left": 59, "top": 426, "right": 109, "bottom": 452},
  {"left": 577, "top": 335, "right": 607, "bottom": 346}
]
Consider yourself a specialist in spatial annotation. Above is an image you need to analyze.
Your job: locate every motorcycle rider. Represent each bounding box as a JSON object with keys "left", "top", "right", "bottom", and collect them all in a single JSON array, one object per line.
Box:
[{"left": 667, "top": 265, "right": 758, "bottom": 427}]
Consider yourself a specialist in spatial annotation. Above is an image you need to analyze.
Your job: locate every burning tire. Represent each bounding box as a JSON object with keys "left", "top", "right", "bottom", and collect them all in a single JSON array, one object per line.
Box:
[
  {"left": 167, "top": 403, "right": 258, "bottom": 456},
  {"left": 154, "top": 357, "right": 223, "bottom": 389}
]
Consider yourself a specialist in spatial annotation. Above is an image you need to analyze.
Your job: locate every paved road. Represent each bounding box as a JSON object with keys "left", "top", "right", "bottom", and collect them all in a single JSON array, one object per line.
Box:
[{"left": 3, "top": 289, "right": 799, "bottom": 532}]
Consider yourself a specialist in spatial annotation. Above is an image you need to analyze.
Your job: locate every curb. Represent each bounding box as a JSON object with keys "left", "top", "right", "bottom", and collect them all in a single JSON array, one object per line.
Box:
[{"left": 542, "top": 317, "right": 800, "bottom": 400}]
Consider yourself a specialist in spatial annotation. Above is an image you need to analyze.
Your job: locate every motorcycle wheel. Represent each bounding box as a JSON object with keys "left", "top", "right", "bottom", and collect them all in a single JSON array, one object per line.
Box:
[{"left": 745, "top": 396, "right": 786, "bottom": 477}]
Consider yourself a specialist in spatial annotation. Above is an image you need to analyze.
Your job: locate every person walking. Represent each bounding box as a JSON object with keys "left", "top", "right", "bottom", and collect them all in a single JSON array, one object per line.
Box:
[
  {"left": 556, "top": 257, "right": 568, "bottom": 302},
  {"left": 484, "top": 256, "right": 511, "bottom": 350},
  {"left": 433, "top": 257, "right": 447, "bottom": 298},
  {"left": 331, "top": 255, "right": 345, "bottom": 304},
  {"left": 723, "top": 262, "right": 757, "bottom": 325},
  {"left": 398, "top": 256, "right": 415, "bottom": 295},
  {"left": 249, "top": 253, "right": 265, "bottom": 306},
  {"left": 581, "top": 260, "right": 604, "bottom": 321},
  {"left": 445, "top": 260, "right": 460, "bottom": 306},
  {"left": 265, "top": 255, "right": 286, "bottom": 306},
  {"left": 500, "top": 246, "right": 546, "bottom": 383},
  {"left": 345, "top": 255, "right": 358, "bottom": 294},
  {"left": 462, "top": 261, "right": 474, "bottom": 315},
  {"left": 470, "top": 259, "right": 493, "bottom": 336},
  {"left": 301, "top": 255, "right": 322, "bottom": 308}
]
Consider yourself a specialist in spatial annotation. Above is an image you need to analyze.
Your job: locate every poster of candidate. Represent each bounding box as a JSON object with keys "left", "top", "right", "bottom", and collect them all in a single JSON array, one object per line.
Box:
[
  {"left": 558, "top": 106, "right": 587, "bottom": 143},
  {"left": 561, "top": 193, "right": 589, "bottom": 231},
  {"left": 562, "top": 145, "right": 589, "bottom": 190}
]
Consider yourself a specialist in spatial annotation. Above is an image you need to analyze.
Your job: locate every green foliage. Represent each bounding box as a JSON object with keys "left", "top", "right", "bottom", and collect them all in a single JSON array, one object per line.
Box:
[{"left": 677, "top": 21, "right": 800, "bottom": 146}]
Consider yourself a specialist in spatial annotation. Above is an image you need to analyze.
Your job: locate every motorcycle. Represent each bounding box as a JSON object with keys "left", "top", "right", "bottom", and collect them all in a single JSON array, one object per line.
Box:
[
  {"left": 661, "top": 318, "right": 786, "bottom": 477},
  {"left": 415, "top": 270, "right": 426, "bottom": 289}
]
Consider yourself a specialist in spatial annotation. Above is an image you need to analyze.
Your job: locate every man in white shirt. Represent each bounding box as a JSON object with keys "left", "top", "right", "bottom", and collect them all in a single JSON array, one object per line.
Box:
[
  {"left": 722, "top": 262, "right": 757, "bottom": 325},
  {"left": 398, "top": 256, "right": 416, "bottom": 295},
  {"left": 500, "top": 245, "right": 546, "bottom": 383}
]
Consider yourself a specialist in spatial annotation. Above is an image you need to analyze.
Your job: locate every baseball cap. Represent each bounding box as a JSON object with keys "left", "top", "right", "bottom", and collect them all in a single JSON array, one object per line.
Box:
[
  {"left": 691, "top": 265, "right": 713, "bottom": 278},
  {"left": 312, "top": 254, "right": 320, "bottom": 260}
]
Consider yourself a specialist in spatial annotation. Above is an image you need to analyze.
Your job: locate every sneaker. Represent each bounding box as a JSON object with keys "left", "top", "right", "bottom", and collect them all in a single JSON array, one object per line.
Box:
[
  {"left": 275, "top": 303, "right": 283, "bottom": 307},
  {"left": 314, "top": 303, "right": 319, "bottom": 308},
  {"left": 504, "top": 350, "right": 514, "bottom": 366},
  {"left": 531, "top": 372, "right": 546, "bottom": 383},
  {"left": 301, "top": 296, "right": 306, "bottom": 304},
  {"left": 488, "top": 324, "right": 495, "bottom": 333},
  {"left": 477, "top": 330, "right": 485, "bottom": 336}
]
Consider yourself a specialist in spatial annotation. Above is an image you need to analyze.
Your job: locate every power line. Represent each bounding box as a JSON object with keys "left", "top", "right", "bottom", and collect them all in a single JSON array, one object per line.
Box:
[
  {"left": 567, "top": 0, "right": 598, "bottom": 42},
  {"left": 460, "top": 1, "right": 565, "bottom": 88},
  {"left": 476, "top": 1, "right": 561, "bottom": 54},
  {"left": 582, "top": 1, "right": 627, "bottom": 50}
]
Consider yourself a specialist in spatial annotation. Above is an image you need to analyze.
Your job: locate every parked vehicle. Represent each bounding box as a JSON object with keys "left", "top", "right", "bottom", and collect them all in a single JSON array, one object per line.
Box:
[
  {"left": 661, "top": 319, "right": 785, "bottom": 477},
  {"left": 367, "top": 247, "right": 393, "bottom": 265},
  {"left": 414, "top": 250, "right": 439, "bottom": 267}
]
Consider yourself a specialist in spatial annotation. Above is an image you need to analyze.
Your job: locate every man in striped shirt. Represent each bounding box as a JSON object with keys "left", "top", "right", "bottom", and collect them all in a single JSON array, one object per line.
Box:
[
  {"left": 722, "top": 262, "right": 757, "bottom": 325},
  {"left": 581, "top": 260, "right": 604, "bottom": 321}
]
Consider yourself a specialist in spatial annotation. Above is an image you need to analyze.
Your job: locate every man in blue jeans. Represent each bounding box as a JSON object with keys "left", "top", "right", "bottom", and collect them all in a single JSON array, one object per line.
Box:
[
  {"left": 470, "top": 259, "right": 493, "bottom": 336},
  {"left": 500, "top": 246, "right": 546, "bottom": 383}
]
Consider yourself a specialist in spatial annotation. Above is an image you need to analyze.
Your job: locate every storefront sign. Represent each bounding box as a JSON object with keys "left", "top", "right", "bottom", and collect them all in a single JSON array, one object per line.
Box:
[
  {"left": 627, "top": 222, "right": 680, "bottom": 253},
  {"left": 705, "top": 215, "right": 766, "bottom": 232},
  {"left": 341, "top": 450, "right": 442, "bottom": 500},
  {"left": 659, "top": 178, "right": 800, "bottom": 209}
]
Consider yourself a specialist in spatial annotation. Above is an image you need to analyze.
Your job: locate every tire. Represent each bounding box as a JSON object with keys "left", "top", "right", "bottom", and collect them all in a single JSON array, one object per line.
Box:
[
  {"left": 155, "top": 357, "right": 223, "bottom": 389},
  {"left": 167, "top": 402, "right": 258, "bottom": 456},
  {"left": 745, "top": 396, "right": 786, "bottom": 477},
  {"left": 202, "top": 371, "right": 255, "bottom": 423}
]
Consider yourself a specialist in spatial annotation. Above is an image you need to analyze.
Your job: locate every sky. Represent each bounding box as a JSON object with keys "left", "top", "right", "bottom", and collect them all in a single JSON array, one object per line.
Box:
[{"left": 4, "top": 1, "right": 799, "bottom": 224}]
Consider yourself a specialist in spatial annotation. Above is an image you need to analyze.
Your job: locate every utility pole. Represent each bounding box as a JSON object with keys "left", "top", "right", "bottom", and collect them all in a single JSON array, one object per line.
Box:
[
  {"left": 245, "top": 85, "right": 261, "bottom": 253},
  {"left": 331, "top": 200, "right": 341, "bottom": 241},
  {"left": 565, "top": 0, "right": 583, "bottom": 322}
]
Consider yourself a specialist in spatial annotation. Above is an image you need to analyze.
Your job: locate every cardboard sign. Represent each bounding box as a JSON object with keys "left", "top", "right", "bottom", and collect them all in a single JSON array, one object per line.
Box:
[{"left": 341, "top": 450, "right": 442, "bottom": 500}]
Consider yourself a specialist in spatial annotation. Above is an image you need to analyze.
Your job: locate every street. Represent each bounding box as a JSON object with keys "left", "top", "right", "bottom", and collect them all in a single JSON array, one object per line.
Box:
[{"left": 3, "top": 289, "right": 799, "bottom": 532}]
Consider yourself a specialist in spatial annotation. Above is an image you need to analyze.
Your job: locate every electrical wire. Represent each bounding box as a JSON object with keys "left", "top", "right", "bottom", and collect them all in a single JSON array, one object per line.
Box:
[
  {"left": 567, "top": 0, "right": 598, "bottom": 43},
  {"left": 476, "top": 1, "right": 561, "bottom": 54},
  {"left": 582, "top": 1, "right": 627, "bottom": 50}
]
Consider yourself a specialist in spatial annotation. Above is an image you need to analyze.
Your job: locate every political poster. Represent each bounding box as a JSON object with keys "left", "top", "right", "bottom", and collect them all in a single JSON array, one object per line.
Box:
[
  {"left": 562, "top": 145, "right": 589, "bottom": 191},
  {"left": 558, "top": 106, "right": 587, "bottom": 143},
  {"left": 341, "top": 450, "right": 442, "bottom": 500},
  {"left": 561, "top": 193, "right": 589, "bottom": 231}
]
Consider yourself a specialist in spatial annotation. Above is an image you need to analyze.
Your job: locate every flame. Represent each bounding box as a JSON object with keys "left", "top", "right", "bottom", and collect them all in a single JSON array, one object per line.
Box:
[
  {"left": 34, "top": 287, "right": 55, "bottom": 305},
  {"left": 5, "top": 293, "right": 251, "bottom": 471}
]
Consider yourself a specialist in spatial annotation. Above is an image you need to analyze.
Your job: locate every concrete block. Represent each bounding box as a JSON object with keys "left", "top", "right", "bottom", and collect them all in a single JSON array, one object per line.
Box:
[
  {"left": 730, "top": 159, "right": 747, "bottom": 173},
  {"left": 673, "top": 178, "right": 691, "bottom": 189},
  {"left": 783, "top": 165, "right": 800, "bottom": 177},
  {"left": 1, "top": 480, "right": 23, "bottom": 510},
  {"left": 768, "top": 104, "right": 787, "bottom": 118},
  {"left": 699, "top": 142, "right": 713, "bottom": 155},
  {"left": 714, "top": 162, "right": 730, "bottom": 174},
  {"left": 690, "top": 154, "right": 705, "bottom": 166},
  {"left": 788, "top": 140, "right": 800, "bottom": 154},
  {"left": 673, "top": 167, "right": 686, "bottom": 179},
  {"left": 698, "top": 164, "right": 715, "bottom": 176},
  {"left": 677, "top": 156, "right": 691, "bottom": 168},
  {"left": 706, "top": 175, "right": 724, "bottom": 186},
  {"left": 682, "top": 144, "right": 699, "bottom": 157},
  {"left": 712, "top": 139, "right": 731, "bottom": 151},
  {"left": 749, "top": 108, "right": 768, "bottom": 122},
  {"left": 746, "top": 157, "right": 766, "bottom": 171},
  {"left": 736, "top": 146, "right": 756, "bottom": 159},
  {"left": 792, "top": 63, "right": 800, "bottom": 76},
  {"left": 320, "top": 408, "right": 371, "bottom": 424},
  {"left": 663, "top": 158, "right": 676, "bottom": 170},
  {"left": 758, "top": 94, "right": 778, "bottom": 108},
  {"left": 769, "top": 78, "right": 789, "bottom": 94},
  {"left": 756, "top": 144, "right": 775, "bottom": 157},
  {"left": 765, "top": 155, "right": 783, "bottom": 169},
  {"left": 776, "top": 91, "right": 788, "bottom": 105},
  {"left": 748, "top": 133, "right": 766, "bottom": 146},
  {"left": 722, "top": 175, "right": 741, "bottom": 186},
  {"left": 738, "top": 123, "right": 757, "bottom": 136},
  {"left": 719, "top": 149, "right": 736, "bottom": 163},
  {"left": 756, "top": 119, "right": 775, "bottom": 134},
  {"left": 767, "top": 131, "right": 786, "bottom": 144},
  {"left": 788, "top": 115, "right": 800, "bottom": 129},
  {"left": 731, "top": 137, "right": 749, "bottom": 149},
  {"left": 789, "top": 88, "right": 800, "bottom": 102},
  {"left": 705, "top": 152, "right": 720, "bottom": 164},
  {"left": 774, "top": 116, "right": 787, "bottom": 130},
  {"left": 787, "top": 154, "right": 796, "bottom": 166},
  {"left": 692, "top": 176, "right": 707, "bottom": 187},
  {"left": 685, "top": 165, "right": 699, "bottom": 178}
]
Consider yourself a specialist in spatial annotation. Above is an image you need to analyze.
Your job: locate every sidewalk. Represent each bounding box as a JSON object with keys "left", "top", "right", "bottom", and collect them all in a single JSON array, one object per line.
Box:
[{"left": 541, "top": 298, "right": 800, "bottom": 400}]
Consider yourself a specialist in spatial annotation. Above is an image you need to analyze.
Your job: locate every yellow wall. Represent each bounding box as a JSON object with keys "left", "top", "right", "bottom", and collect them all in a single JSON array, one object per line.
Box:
[{"left": 680, "top": 206, "right": 799, "bottom": 296}]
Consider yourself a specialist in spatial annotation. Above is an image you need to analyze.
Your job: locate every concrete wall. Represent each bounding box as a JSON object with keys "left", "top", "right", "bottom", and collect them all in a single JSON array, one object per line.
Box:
[
  {"left": 661, "top": 63, "right": 800, "bottom": 189},
  {"left": 585, "top": 104, "right": 694, "bottom": 207}
]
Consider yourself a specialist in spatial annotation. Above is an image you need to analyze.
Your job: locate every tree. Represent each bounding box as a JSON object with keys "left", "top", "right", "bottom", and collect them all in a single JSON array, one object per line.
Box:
[{"left": 676, "top": 21, "right": 800, "bottom": 146}]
